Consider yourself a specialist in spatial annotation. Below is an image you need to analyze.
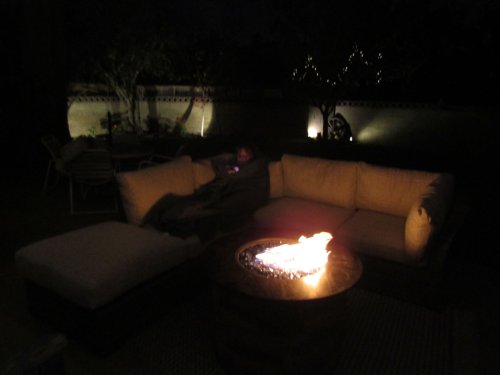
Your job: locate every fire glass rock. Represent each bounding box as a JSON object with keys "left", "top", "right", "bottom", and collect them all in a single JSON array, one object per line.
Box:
[{"left": 239, "top": 240, "right": 318, "bottom": 280}]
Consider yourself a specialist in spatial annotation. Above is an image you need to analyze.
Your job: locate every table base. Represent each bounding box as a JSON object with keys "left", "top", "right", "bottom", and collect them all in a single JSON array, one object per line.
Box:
[{"left": 212, "top": 286, "right": 349, "bottom": 375}]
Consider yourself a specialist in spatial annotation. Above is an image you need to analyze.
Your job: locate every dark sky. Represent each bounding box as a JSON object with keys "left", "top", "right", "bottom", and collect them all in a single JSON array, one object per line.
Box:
[
  {"left": 10, "top": 0, "right": 500, "bottom": 103},
  {"left": 2, "top": 0, "right": 499, "bottom": 162}
]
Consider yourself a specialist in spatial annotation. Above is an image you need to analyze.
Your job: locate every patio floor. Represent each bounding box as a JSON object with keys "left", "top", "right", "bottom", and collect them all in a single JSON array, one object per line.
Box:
[{"left": 1, "top": 153, "right": 499, "bottom": 374}]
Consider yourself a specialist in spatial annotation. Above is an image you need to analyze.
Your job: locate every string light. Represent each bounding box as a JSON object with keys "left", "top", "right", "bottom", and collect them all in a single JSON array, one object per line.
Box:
[{"left": 292, "top": 44, "right": 384, "bottom": 88}]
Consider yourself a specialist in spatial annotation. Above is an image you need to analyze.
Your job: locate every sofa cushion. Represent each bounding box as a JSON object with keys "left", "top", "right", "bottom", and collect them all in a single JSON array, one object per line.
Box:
[
  {"left": 253, "top": 197, "right": 356, "bottom": 235},
  {"left": 335, "top": 210, "right": 410, "bottom": 264},
  {"left": 405, "top": 174, "right": 454, "bottom": 261},
  {"left": 356, "top": 162, "right": 442, "bottom": 217},
  {"left": 281, "top": 154, "right": 357, "bottom": 209},
  {"left": 268, "top": 161, "right": 284, "bottom": 198},
  {"left": 15, "top": 222, "right": 201, "bottom": 310},
  {"left": 116, "top": 156, "right": 195, "bottom": 225}
]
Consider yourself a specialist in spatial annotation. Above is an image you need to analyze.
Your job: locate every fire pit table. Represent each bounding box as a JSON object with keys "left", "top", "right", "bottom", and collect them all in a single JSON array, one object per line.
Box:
[{"left": 207, "top": 228, "right": 363, "bottom": 375}]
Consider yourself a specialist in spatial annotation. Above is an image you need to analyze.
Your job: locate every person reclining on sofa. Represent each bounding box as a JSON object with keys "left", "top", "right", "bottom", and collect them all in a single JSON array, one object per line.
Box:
[{"left": 142, "top": 143, "right": 270, "bottom": 241}]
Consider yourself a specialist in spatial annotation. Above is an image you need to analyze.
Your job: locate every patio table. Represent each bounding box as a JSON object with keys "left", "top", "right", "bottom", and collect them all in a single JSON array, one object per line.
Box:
[{"left": 111, "top": 142, "right": 154, "bottom": 171}]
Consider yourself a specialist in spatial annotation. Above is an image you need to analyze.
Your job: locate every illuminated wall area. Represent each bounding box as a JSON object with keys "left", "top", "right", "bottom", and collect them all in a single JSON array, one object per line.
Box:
[
  {"left": 67, "top": 86, "right": 307, "bottom": 139},
  {"left": 334, "top": 101, "right": 500, "bottom": 154},
  {"left": 67, "top": 86, "right": 499, "bottom": 162},
  {"left": 306, "top": 107, "right": 323, "bottom": 138},
  {"left": 68, "top": 98, "right": 214, "bottom": 138}
]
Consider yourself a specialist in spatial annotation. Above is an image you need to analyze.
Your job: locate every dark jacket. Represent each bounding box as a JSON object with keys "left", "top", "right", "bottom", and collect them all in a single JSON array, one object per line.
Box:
[{"left": 194, "top": 153, "right": 270, "bottom": 213}]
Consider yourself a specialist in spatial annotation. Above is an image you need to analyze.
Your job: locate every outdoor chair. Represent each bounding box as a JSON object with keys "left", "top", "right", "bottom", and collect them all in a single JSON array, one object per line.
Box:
[
  {"left": 138, "top": 142, "right": 189, "bottom": 169},
  {"left": 41, "top": 135, "right": 70, "bottom": 193},
  {"left": 68, "top": 149, "right": 118, "bottom": 215},
  {"left": 41, "top": 135, "right": 118, "bottom": 215}
]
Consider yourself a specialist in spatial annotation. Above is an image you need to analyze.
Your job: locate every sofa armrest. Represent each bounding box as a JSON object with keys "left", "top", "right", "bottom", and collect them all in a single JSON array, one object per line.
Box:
[
  {"left": 423, "top": 199, "right": 470, "bottom": 271},
  {"left": 116, "top": 156, "right": 195, "bottom": 225},
  {"left": 404, "top": 174, "right": 455, "bottom": 261}
]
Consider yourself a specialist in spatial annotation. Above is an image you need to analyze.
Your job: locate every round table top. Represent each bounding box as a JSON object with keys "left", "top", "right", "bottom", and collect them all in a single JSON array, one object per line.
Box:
[{"left": 210, "top": 228, "right": 363, "bottom": 301}]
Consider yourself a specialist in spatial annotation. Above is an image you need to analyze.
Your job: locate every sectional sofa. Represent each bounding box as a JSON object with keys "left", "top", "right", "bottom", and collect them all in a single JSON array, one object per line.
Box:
[
  {"left": 16, "top": 152, "right": 465, "bottom": 354},
  {"left": 117, "top": 152, "right": 464, "bottom": 305},
  {"left": 254, "top": 154, "right": 464, "bottom": 306}
]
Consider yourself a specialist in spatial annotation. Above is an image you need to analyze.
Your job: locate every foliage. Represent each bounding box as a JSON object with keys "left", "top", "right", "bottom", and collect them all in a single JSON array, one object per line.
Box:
[
  {"left": 330, "top": 113, "right": 352, "bottom": 142},
  {"left": 172, "top": 32, "right": 223, "bottom": 85},
  {"left": 91, "top": 33, "right": 172, "bottom": 133},
  {"left": 86, "top": 126, "right": 98, "bottom": 138},
  {"left": 66, "top": 0, "right": 174, "bottom": 133},
  {"left": 145, "top": 115, "right": 186, "bottom": 137}
]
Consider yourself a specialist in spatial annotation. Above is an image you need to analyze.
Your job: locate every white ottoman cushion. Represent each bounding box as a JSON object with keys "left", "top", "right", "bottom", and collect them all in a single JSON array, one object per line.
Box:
[{"left": 15, "top": 221, "right": 200, "bottom": 310}]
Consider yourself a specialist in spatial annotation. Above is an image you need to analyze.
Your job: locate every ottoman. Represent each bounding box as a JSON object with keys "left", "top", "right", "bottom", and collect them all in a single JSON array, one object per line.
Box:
[{"left": 15, "top": 221, "right": 205, "bottom": 355}]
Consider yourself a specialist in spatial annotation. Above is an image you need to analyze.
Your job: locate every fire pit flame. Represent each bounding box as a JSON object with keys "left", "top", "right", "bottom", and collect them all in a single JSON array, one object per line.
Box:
[
  {"left": 238, "top": 232, "right": 333, "bottom": 280},
  {"left": 256, "top": 232, "right": 332, "bottom": 275}
]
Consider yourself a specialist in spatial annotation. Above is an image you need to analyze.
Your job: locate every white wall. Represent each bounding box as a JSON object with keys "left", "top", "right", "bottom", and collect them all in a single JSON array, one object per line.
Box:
[
  {"left": 67, "top": 90, "right": 499, "bottom": 165},
  {"left": 335, "top": 101, "right": 500, "bottom": 156},
  {"left": 67, "top": 95, "right": 308, "bottom": 139}
]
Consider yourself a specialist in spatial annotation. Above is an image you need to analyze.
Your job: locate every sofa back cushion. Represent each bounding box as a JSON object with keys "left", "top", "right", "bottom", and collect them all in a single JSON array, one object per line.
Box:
[
  {"left": 281, "top": 154, "right": 357, "bottom": 209},
  {"left": 116, "top": 156, "right": 195, "bottom": 225},
  {"left": 356, "top": 162, "right": 442, "bottom": 217},
  {"left": 268, "top": 161, "right": 284, "bottom": 198},
  {"left": 405, "top": 173, "right": 454, "bottom": 261},
  {"left": 254, "top": 197, "right": 356, "bottom": 234}
]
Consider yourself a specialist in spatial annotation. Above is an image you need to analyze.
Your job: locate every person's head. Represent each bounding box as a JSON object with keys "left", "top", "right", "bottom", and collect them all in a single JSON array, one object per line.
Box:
[{"left": 236, "top": 145, "right": 254, "bottom": 164}]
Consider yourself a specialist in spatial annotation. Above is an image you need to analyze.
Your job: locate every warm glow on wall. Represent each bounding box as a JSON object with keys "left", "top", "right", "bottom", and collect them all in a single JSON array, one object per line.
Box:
[
  {"left": 356, "top": 124, "right": 384, "bottom": 143},
  {"left": 308, "top": 126, "right": 321, "bottom": 138},
  {"left": 185, "top": 100, "right": 214, "bottom": 135},
  {"left": 307, "top": 107, "right": 322, "bottom": 138},
  {"left": 197, "top": 101, "right": 213, "bottom": 137}
]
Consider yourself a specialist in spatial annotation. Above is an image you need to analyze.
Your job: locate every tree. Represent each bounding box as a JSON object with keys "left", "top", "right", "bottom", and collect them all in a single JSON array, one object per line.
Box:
[
  {"left": 291, "top": 43, "right": 383, "bottom": 140},
  {"left": 66, "top": 0, "right": 174, "bottom": 134},
  {"left": 91, "top": 34, "right": 171, "bottom": 133},
  {"left": 271, "top": 0, "right": 386, "bottom": 140}
]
